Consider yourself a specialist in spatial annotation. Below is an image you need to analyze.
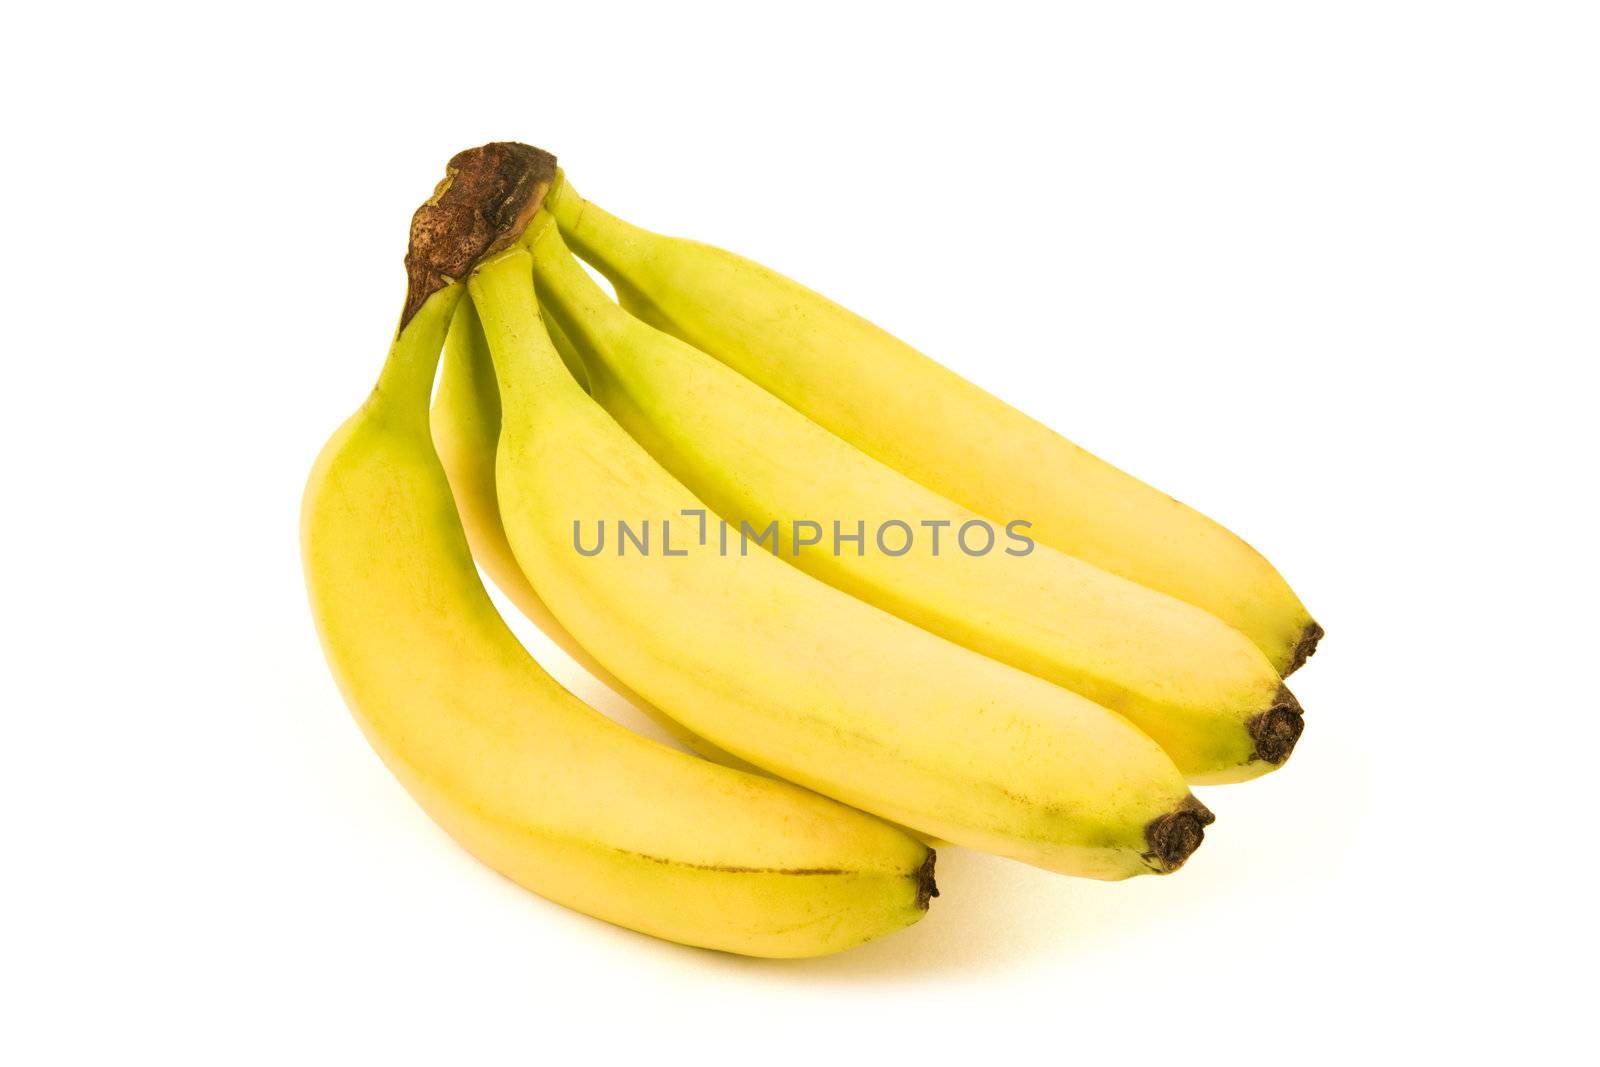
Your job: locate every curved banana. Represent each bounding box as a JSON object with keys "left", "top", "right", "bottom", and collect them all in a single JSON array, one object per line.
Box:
[
  {"left": 430, "top": 296, "right": 758, "bottom": 771},
  {"left": 544, "top": 174, "right": 1322, "bottom": 675},
  {"left": 302, "top": 145, "right": 935, "bottom": 957},
  {"left": 474, "top": 220, "right": 1213, "bottom": 881},
  {"left": 433, "top": 299, "right": 949, "bottom": 845},
  {"left": 528, "top": 221, "right": 1303, "bottom": 783}
]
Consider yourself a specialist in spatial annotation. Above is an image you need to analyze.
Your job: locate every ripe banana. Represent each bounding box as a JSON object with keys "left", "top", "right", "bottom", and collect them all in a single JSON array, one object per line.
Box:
[
  {"left": 544, "top": 175, "right": 1322, "bottom": 675},
  {"left": 473, "top": 217, "right": 1213, "bottom": 881},
  {"left": 527, "top": 220, "right": 1304, "bottom": 783},
  {"left": 431, "top": 295, "right": 759, "bottom": 771},
  {"left": 433, "top": 303, "right": 957, "bottom": 847},
  {"left": 302, "top": 146, "right": 935, "bottom": 957}
]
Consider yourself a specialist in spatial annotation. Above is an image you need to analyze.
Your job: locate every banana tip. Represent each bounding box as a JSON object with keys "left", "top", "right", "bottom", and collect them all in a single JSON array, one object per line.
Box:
[
  {"left": 1283, "top": 620, "right": 1325, "bottom": 676},
  {"left": 1248, "top": 686, "right": 1306, "bottom": 765},
  {"left": 1143, "top": 797, "right": 1216, "bottom": 873},
  {"left": 915, "top": 849, "right": 939, "bottom": 910}
]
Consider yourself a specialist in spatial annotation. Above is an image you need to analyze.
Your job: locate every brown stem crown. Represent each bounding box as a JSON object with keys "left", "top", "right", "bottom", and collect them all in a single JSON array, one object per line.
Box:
[
  {"left": 402, "top": 142, "right": 557, "bottom": 327},
  {"left": 1143, "top": 797, "right": 1216, "bottom": 873}
]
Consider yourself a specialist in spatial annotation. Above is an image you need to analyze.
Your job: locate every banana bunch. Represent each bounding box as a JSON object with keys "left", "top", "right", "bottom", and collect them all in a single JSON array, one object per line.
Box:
[{"left": 304, "top": 142, "right": 1321, "bottom": 958}]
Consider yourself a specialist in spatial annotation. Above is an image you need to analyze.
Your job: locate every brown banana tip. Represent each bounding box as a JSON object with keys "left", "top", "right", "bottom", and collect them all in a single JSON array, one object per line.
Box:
[
  {"left": 1283, "top": 620, "right": 1325, "bottom": 676},
  {"left": 915, "top": 850, "right": 939, "bottom": 910},
  {"left": 401, "top": 142, "right": 558, "bottom": 328},
  {"left": 1249, "top": 685, "right": 1306, "bottom": 766},
  {"left": 1143, "top": 797, "right": 1216, "bottom": 873}
]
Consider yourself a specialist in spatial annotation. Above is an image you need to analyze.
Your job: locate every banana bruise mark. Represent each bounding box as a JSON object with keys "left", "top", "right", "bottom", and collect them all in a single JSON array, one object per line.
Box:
[
  {"left": 402, "top": 141, "right": 558, "bottom": 328},
  {"left": 1142, "top": 796, "right": 1215, "bottom": 873},
  {"left": 1248, "top": 685, "right": 1306, "bottom": 765},
  {"left": 1283, "top": 620, "right": 1325, "bottom": 676}
]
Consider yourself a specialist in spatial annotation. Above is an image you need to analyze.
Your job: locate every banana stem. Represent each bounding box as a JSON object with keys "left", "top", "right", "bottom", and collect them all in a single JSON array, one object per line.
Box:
[
  {"left": 372, "top": 285, "right": 463, "bottom": 425},
  {"left": 541, "top": 175, "right": 591, "bottom": 244},
  {"left": 539, "top": 301, "right": 592, "bottom": 392},
  {"left": 544, "top": 175, "right": 654, "bottom": 283},
  {"left": 526, "top": 217, "right": 633, "bottom": 376},
  {"left": 468, "top": 246, "right": 583, "bottom": 419}
]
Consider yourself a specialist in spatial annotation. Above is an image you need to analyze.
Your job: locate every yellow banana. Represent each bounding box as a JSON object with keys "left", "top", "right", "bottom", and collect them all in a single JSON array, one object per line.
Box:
[
  {"left": 302, "top": 144, "right": 935, "bottom": 957},
  {"left": 545, "top": 174, "right": 1322, "bottom": 675},
  {"left": 434, "top": 296, "right": 951, "bottom": 843},
  {"left": 430, "top": 295, "right": 758, "bottom": 770},
  {"left": 527, "top": 221, "right": 1304, "bottom": 783},
  {"left": 474, "top": 218, "right": 1213, "bottom": 881}
]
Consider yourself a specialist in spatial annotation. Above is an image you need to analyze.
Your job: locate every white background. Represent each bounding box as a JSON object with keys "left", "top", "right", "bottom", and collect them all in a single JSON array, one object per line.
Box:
[{"left": 5, "top": 2, "right": 1596, "bottom": 1062}]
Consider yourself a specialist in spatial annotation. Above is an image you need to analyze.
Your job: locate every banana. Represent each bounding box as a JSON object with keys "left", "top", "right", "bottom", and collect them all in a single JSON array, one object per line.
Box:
[
  {"left": 302, "top": 144, "right": 935, "bottom": 957},
  {"left": 525, "top": 222, "right": 1303, "bottom": 783},
  {"left": 474, "top": 215, "right": 1213, "bottom": 881},
  {"left": 431, "top": 295, "right": 759, "bottom": 771},
  {"left": 544, "top": 174, "right": 1322, "bottom": 675},
  {"left": 434, "top": 297, "right": 951, "bottom": 845}
]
